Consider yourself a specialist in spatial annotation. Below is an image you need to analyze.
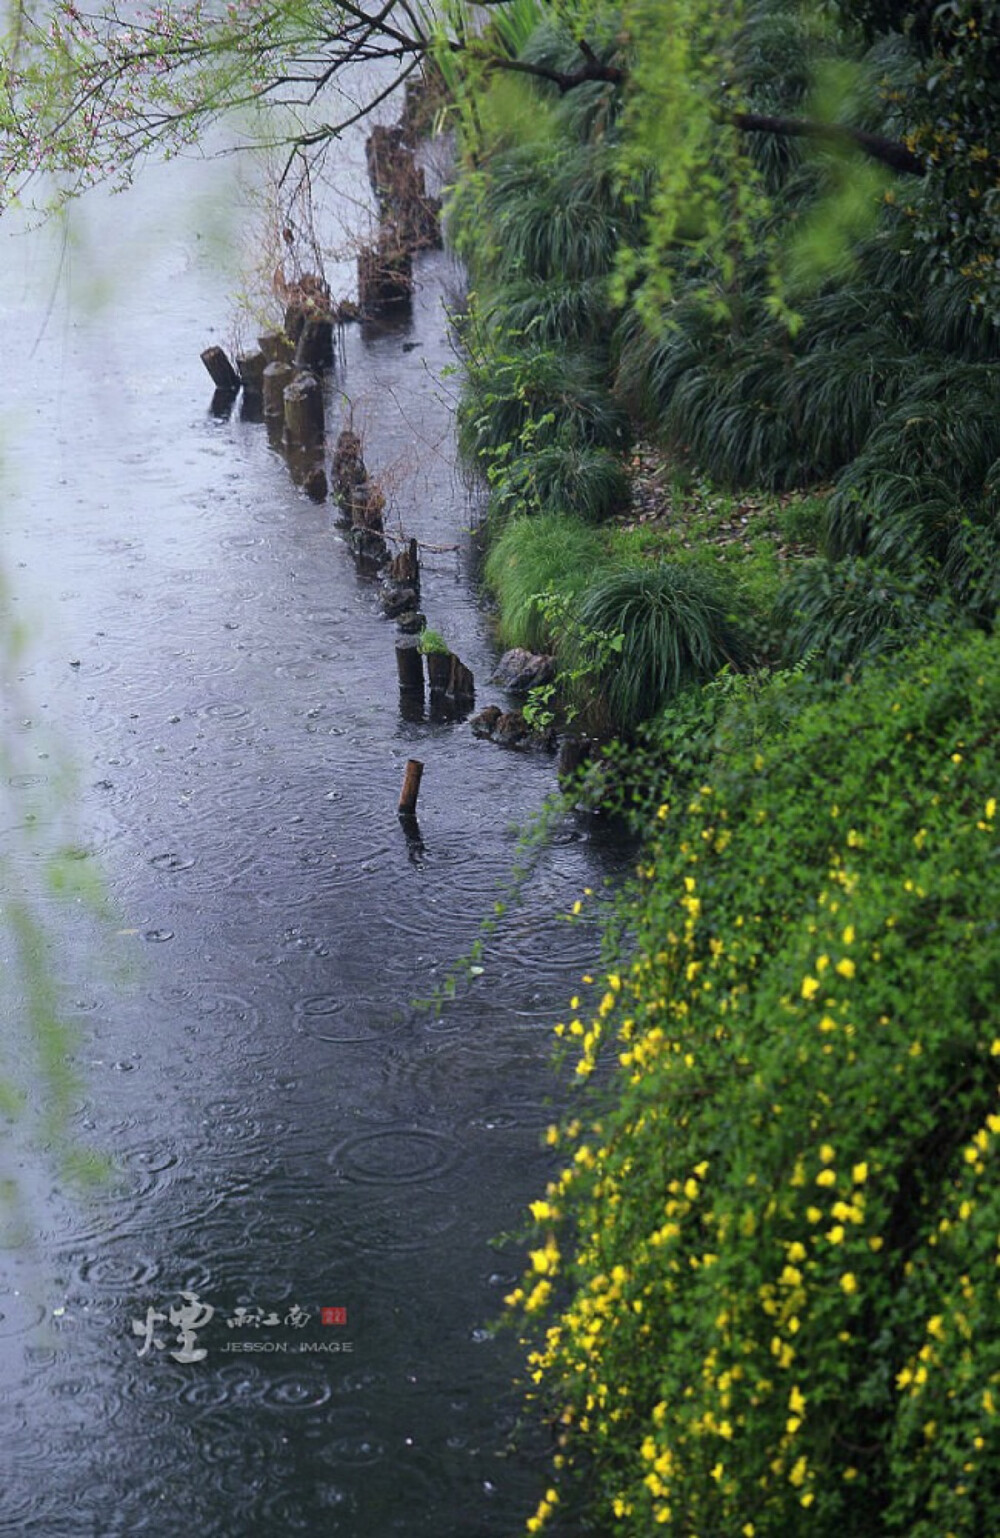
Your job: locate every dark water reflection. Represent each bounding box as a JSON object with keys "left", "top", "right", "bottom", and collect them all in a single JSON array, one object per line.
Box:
[{"left": 0, "top": 157, "right": 630, "bottom": 1534}]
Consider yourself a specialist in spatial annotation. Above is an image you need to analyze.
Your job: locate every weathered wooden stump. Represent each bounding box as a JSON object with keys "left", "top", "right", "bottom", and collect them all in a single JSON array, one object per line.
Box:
[
  {"left": 366, "top": 124, "right": 406, "bottom": 196},
  {"left": 365, "top": 126, "right": 442, "bottom": 250},
  {"left": 236, "top": 349, "right": 267, "bottom": 398},
  {"left": 259, "top": 331, "right": 295, "bottom": 365},
  {"left": 425, "top": 650, "right": 452, "bottom": 692},
  {"left": 303, "top": 463, "right": 328, "bottom": 502},
  {"left": 357, "top": 236, "right": 413, "bottom": 314},
  {"left": 263, "top": 361, "right": 295, "bottom": 418},
  {"left": 388, "top": 537, "right": 420, "bottom": 592},
  {"left": 350, "top": 528, "right": 389, "bottom": 568},
  {"left": 283, "top": 371, "right": 324, "bottom": 447},
  {"left": 351, "top": 479, "right": 385, "bottom": 532},
  {"left": 294, "top": 316, "right": 334, "bottom": 372},
  {"left": 448, "top": 655, "right": 475, "bottom": 702},
  {"left": 382, "top": 585, "right": 419, "bottom": 619},
  {"left": 395, "top": 635, "right": 424, "bottom": 691},
  {"left": 398, "top": 758, "right": 424, "bottom": 816},
  {"left": 201, "top": 346, "right": 240, "bottom": 393},
  {"left": 331, "top": 429, "right": 368, "bottom": 522}
]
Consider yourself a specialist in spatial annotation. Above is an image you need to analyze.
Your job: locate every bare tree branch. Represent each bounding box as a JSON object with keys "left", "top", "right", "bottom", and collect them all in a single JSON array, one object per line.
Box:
[{"left": 730, "top": 111, "right": 926, "bottom": 178}]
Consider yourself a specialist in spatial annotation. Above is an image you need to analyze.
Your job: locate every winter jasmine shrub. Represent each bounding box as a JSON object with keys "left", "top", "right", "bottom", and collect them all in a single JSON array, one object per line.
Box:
[{"left": 513, "top": 627, "right": 1000, "bottom": 1537}]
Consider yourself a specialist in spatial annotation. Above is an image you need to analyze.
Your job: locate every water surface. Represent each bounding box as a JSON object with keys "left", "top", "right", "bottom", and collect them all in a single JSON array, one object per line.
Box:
[{"left": 0, "top": 148, "right": 627, "bottom": 1533}]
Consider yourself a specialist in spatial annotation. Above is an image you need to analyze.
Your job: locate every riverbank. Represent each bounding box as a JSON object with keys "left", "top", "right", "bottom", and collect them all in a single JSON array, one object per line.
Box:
[{"left": 434, "top": 10, "right": 1000, "bottom": 1535}]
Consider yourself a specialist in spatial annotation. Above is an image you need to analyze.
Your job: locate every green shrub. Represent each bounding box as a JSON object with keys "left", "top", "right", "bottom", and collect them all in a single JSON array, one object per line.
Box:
[
  {"left": 482, "top": 513, "right": 608, "bottom": 651},
  {"left": 513, "top": 628, "right": 1000, "bottom": 1538},
  {"left": 777, "top": 493, "right": 829, "bottom": 552},
  {"left": 570, "top": 561, "right": 750, "bottom": 733},
  {"left": 483, "top": 273, "right": 614, "bottom": 348},
  {"left": 775, "top": 556, "right": 954, "bottom": 676},
  {"left": 826, "top": 362, "right": 1000, "bottom": 584},
  {"left": 489, "top": 440, "right": 630, "bottom": 524},
  {"left": 458, "top": 341, "right": 630, "bottom": 469}
]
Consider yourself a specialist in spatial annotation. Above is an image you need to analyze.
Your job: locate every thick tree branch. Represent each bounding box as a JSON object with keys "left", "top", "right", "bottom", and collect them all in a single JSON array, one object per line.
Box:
[
  {"left": 469, "top": 44, "right": 924, "bottom": 175},
  {"left": 475, "top": 49, "right": 625, "bottom": 94},
  {"left": 729, "top": 111, "right": 925, "bottom": 177}
]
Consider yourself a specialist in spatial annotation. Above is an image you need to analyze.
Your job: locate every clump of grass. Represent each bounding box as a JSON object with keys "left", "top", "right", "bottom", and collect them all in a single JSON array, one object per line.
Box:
[
  {"left": 483, "top": 513, "right": 609, "bottom": 651},
  {"left": 775, "top": 556, "right": 956, "bottom": 676},
  {"left": 826, "top": 362, "right": 1000, "bottom": 581},
  {"left": 458, "top": 343, "right": 630, "bottom": 468},
  {"left": 490, "top": 440, "right": 630, "bottom": 524},
  {"left": 418, "top": 627, "right": 449, "bottom": 655},
  {"left": 571, "top": 561, "right": 750, "bottom": 733}
]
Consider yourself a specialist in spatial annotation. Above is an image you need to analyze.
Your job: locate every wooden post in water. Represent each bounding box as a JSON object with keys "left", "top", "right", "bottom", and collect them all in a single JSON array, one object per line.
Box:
[
  {"left": 263, "top": 361, "right": 295, "bottom": 417},
  {"left": 236, "top": 349, "right": 267, "bottom": 398},
  {"left": 259, "top": 331, "right": 295, "bottom": 365},
  {"left": 398, "top": 758, "right": 423, "bottom": 816},
  {"left": 395, "top": 635, "right": 425, "bottom": 691},
  {"left": 201, "top": 346, "right": 241, "bottom": 392},
  {"left": 283, "top": 371, "right": 325, "bottom": 447}
]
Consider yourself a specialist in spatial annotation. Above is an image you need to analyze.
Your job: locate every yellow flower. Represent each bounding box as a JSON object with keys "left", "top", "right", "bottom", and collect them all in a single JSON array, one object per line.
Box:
[
  {"left": 852, "top": 1162, "right": 869, "bottom": 1184},
  {"left": 801, "top": 976, "right": 820, "bottom": 1000},
  {"left": 835, "top": 957, "right": 856, "bottom": 980},
  {"left": 789, "top": 1385, "right": 806, "bottom": 1416},
  {"left": 826, "top": 1225, "right": 846, "bottom": 1245},
  {"left": 816, "top": 1169, "right": 837, "bottom": 1188},
  {"left": 840, "top": 1272, "right": 858, "bottom": 1295},
  {"left": 820, "top": 1143, "right": 835, "bottom": 1164},
  {"left": 842, "top": 925, "right": 855, "bottom": 944}
]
